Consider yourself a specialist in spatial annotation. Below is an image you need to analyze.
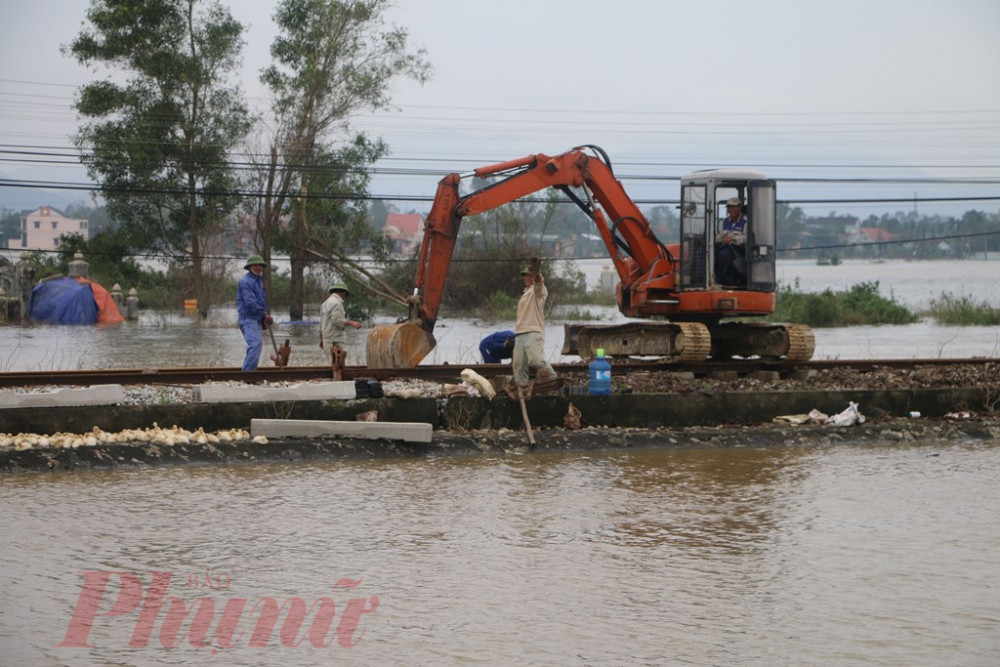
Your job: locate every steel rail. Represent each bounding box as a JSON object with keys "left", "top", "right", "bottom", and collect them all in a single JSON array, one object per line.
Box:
[{"left": 0, "top": 358, "right": 994, "bottom": 388}]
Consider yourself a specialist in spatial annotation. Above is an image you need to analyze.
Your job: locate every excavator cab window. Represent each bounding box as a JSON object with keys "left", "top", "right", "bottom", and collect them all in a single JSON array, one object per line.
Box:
[
  {"left": 746, "top": 179, "right": 776, "bottom": 291},
  {"left": 679, "top": 183, "right": 708, "bottom": 288}
]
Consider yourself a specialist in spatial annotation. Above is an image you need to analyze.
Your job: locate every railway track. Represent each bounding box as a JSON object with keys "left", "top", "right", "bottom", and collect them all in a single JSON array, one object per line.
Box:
[{"left": 0, "top": 358, "right": 993, "bottom": 388}]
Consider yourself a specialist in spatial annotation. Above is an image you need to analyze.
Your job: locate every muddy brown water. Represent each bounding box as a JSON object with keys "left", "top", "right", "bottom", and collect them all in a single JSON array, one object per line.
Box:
[{"left": 1, "top": 440, "right": 998, "bottom": 665}]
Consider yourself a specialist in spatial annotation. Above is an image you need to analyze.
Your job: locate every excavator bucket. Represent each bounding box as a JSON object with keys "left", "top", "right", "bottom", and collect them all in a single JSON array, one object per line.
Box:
[{"left": 366, "top": 321, "right": 436, "bottom": 368}]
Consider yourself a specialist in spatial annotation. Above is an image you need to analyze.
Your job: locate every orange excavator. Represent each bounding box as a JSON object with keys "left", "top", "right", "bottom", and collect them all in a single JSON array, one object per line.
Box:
[{"left": 366, "top": 145, "right": 814, "bottom": 368}]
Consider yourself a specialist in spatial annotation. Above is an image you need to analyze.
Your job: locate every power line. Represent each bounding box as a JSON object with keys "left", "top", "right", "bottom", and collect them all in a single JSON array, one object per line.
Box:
[
  {"left": 1, "top": 177, "right": 999, "bottom": 209},
  {"left": 9, "top": 230, "right": 998, "bottom": 266}
]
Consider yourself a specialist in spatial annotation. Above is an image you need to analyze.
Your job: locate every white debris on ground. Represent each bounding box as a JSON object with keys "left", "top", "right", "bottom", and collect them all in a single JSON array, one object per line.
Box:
[
  {"left": 773, "top": 402, "right": 867, "bottom": 427},
  {"left": 123, "top": 385, "right": 195, "bottom": 405},
  {"left": 0, "top": 424, "right": 254, "bottom": 451},
  {"left": 382, "top": 378, "right": 444, "bottom": 399}
]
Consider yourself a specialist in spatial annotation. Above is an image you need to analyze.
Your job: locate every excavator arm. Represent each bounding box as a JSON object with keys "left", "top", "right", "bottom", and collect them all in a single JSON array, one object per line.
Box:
[{"left": 366, "top": 146, "right": 679, "bottom": 368}]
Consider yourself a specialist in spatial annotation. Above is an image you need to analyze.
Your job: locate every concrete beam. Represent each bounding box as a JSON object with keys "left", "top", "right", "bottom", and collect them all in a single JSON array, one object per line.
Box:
[
  {"left": 0, "top": 385, "right": 126, "bottom": 409},
  {"left": 194, "top": 381, "right": 355, "bottom": 403},
  {"left": 251, "top": 418, "right": 433, "bottom": 443}
]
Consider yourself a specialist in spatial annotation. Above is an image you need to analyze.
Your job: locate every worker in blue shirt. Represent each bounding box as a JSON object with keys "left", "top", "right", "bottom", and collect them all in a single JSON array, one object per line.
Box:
[
  {"left": 716, "top": 197, "right": 748, "bottom": 285},
  {"left": 479, "top": 330, "right": 515, "bottom": 363},
  {"left": 236, "top": 255, "right": 272, "bottom": 372}
]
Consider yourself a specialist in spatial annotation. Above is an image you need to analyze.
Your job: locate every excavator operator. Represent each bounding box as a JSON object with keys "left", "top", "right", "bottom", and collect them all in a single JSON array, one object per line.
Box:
[{"left": 716, "top": 197, "right": 748, "bottom": 285}]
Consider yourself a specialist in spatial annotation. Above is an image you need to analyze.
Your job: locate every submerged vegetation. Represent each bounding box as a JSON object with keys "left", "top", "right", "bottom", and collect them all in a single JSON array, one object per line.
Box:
[
  {"left": 769, "top": 280, "right": 918, "bottom": 327},
  {"left": 927, "top": 293, "right": 1000, "bottom": 326}
]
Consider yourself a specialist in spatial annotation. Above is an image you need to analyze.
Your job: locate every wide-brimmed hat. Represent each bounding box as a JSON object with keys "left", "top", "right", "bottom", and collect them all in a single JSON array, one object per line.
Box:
[
  {"left": 329, "top": 282, "right": 350, "bottom": 295},
  {"left": 244, "top": 254, "right": 266, "bottom": 269}
]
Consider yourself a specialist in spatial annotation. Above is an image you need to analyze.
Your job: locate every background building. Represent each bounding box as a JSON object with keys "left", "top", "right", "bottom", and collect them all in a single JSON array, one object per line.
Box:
[{"left": 9, "top": 206, "right": 89, "bottom": 251}]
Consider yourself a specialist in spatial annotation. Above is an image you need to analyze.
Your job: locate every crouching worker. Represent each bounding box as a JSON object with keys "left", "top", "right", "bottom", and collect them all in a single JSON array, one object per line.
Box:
[
  {"left": 513, "top": 258, "right": 557, "bottom": 397},
  {"left": 479, "top": 330, "right": 515, "bottom": 364},
  {"left": 320, "top": 282, "right": 361, "bottom": 379}
]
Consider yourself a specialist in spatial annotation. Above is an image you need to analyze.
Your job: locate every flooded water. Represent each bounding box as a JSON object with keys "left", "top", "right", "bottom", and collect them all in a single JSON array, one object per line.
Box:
[
  {"left": 2, "top": 258, "right": 1000, "bottom": 665},
  {"left": 1, "top": 258, "right": 999, "bottom": 371},
  {"left": 2, "top": 443, "right": 998, "bottom": 665}
]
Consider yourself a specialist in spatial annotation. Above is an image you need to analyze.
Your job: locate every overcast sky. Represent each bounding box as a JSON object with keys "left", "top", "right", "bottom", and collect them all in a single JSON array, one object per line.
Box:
[{"left": 1, "top": 0, "right": 998, "bottom": 218}]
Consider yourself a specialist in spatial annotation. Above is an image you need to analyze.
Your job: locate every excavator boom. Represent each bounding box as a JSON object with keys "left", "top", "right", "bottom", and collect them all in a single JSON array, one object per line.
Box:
[{"left": 367, "top": 146, "right": 674, "bottom": 367}]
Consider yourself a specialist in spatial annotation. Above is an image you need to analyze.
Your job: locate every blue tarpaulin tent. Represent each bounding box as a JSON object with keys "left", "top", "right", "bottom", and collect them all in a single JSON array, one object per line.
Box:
[{"left": 29, "top": 277, "right": 100, "bottom": 324}]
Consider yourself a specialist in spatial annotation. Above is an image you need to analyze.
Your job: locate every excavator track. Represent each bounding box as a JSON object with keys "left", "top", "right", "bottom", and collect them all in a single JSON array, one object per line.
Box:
[
  {"left": 783, "top": 323, "right": 816, "bottom": 362},
  {"left": 564, "top": 321, "right": 713, "bottom": 361},
  {"left": 709, "top": 322, "right": 815, "bottom": 361},
  {"left": 674, "top": 322, "right": 714, "bottom": 361}
]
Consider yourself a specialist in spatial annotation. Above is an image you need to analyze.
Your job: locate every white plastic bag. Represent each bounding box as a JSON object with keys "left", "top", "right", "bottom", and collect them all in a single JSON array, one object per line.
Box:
[
  {"left": 460, "top": 368, "right": 496, "bottom": 400},
  {"left": 827, "top": 401, "right": 865, "bottom": 427}
]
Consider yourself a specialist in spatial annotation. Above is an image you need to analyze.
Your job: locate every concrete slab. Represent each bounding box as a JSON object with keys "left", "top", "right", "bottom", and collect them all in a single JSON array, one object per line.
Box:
[
  {"left": 0, "top": 385, "right": 126, "bottom": 409},
  {"left": 194, "top": 381, "right": 355, "bottom": 403},
  {"left": 251, "top": 418, "right": 433, "bottom": 443}
]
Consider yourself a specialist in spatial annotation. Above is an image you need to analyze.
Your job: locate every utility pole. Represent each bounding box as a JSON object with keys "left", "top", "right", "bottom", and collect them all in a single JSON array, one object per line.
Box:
[{"left": 290, "top": 185, "right": 307, "bottom": 321}]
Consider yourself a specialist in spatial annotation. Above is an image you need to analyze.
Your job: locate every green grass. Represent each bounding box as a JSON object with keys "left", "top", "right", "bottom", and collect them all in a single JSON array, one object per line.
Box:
[
  {"left": 769, "top": 280, "right": 918, "bottom": 327},
  {"left": 927, "top": 292, "right": 1000, "bottom": 325}
]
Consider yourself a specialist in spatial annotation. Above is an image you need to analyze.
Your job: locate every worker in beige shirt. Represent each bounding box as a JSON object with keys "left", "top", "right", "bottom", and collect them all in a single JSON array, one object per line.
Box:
[{"left": 513, "top": 257, "right": 557, "bottom": 393}]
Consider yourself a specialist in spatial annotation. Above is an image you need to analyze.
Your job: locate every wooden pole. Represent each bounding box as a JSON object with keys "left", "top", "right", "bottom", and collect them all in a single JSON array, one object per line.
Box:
[{"left": 516, "top": 384, "right": 536, "bottom": 448}]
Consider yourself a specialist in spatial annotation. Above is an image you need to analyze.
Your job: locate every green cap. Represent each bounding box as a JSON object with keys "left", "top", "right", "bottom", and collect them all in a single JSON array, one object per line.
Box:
[
  {"left": 244, "top": 254, "right": 265, "bottom": 269},
  {"left": 329, "top": 282, "right": 350, "bottom": 295},
  {"left": 520, "top": 266, "right": 532, "bottom": 275}
]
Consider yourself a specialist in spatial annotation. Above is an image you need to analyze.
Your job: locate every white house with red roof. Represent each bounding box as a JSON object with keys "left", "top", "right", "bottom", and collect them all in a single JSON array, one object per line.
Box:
[{"left": 384, "top": 213, "right": 424, "bottom": 255}]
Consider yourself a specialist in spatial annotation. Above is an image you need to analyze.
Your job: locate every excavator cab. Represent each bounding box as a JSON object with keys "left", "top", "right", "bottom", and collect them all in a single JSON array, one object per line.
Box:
[{"left": 679, "top": 169, "right": 776, "bottom": 293}]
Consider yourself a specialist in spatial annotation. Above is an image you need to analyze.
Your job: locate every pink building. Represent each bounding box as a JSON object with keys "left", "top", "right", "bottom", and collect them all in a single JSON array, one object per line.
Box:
[{"left": 10, "top": 206, "right": 89, "bottom": 251}]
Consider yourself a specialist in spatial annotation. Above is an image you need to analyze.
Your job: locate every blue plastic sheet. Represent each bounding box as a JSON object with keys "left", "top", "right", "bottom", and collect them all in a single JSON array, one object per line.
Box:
[{"left": 29, "top": 277, "right": 99, "bottom": 324}]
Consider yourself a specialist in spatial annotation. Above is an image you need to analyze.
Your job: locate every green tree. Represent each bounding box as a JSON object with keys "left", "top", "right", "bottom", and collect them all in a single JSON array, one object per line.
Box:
[
  {"left": 64, "top": 201, "right": 115, "bottom": 235},
  {"left": 367, "top": 198, "right": 395, "bottom": 230},
  {"left": 0, "top": 208, "right": 19, "bottom": 246},
  {"left": 251, "top": 0, "right": 431, "bottom": 320},
  {"left": 67, "top": 0, "right": 251, "bottom": 317}
]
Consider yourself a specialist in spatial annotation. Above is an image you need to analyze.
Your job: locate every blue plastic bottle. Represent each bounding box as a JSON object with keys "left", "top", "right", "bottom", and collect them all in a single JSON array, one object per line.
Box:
[{"left": 588, "top": 348, "right": 612, "bottom": 396}]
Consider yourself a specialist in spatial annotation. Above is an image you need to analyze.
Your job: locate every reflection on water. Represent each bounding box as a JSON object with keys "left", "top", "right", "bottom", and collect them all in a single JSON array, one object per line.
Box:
[{"left": 2, "top": 442, "right": 998, "bottom": 665}]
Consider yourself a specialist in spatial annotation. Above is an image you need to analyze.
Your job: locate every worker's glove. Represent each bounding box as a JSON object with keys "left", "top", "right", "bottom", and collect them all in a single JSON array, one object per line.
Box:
[{"left": 528, "top": 257, "right": 541, "bottom": 276}]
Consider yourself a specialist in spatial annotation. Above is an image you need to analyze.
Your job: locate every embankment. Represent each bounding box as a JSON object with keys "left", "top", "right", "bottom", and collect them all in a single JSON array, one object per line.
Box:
[{"left": 1, "top": 386, "right": 996, "bottom": 472}]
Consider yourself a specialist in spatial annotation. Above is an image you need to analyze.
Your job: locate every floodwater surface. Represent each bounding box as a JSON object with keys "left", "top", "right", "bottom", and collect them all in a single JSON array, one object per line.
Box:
[{"left": 1, "top": 443, "right": 998, "bottom": 665}]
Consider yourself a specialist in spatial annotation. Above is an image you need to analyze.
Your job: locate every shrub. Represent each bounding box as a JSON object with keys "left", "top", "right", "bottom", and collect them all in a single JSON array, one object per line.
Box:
[
  {"left": 928, "top": 292, "right": 1000, "bottom": 325},
  {"left": 770, "top": 280, "right": 917, "bottom": 327}
]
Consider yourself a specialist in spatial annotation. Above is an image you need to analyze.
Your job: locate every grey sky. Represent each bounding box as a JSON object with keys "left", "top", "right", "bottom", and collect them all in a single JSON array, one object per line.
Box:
[{"left": 1, "top": 0, "right": 998, "bottom": 217}]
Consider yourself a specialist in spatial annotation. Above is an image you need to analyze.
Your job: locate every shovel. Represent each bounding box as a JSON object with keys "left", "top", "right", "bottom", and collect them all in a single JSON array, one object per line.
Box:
[{"left": 516, "top": 384, "right": 536, "bottom": 449}]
